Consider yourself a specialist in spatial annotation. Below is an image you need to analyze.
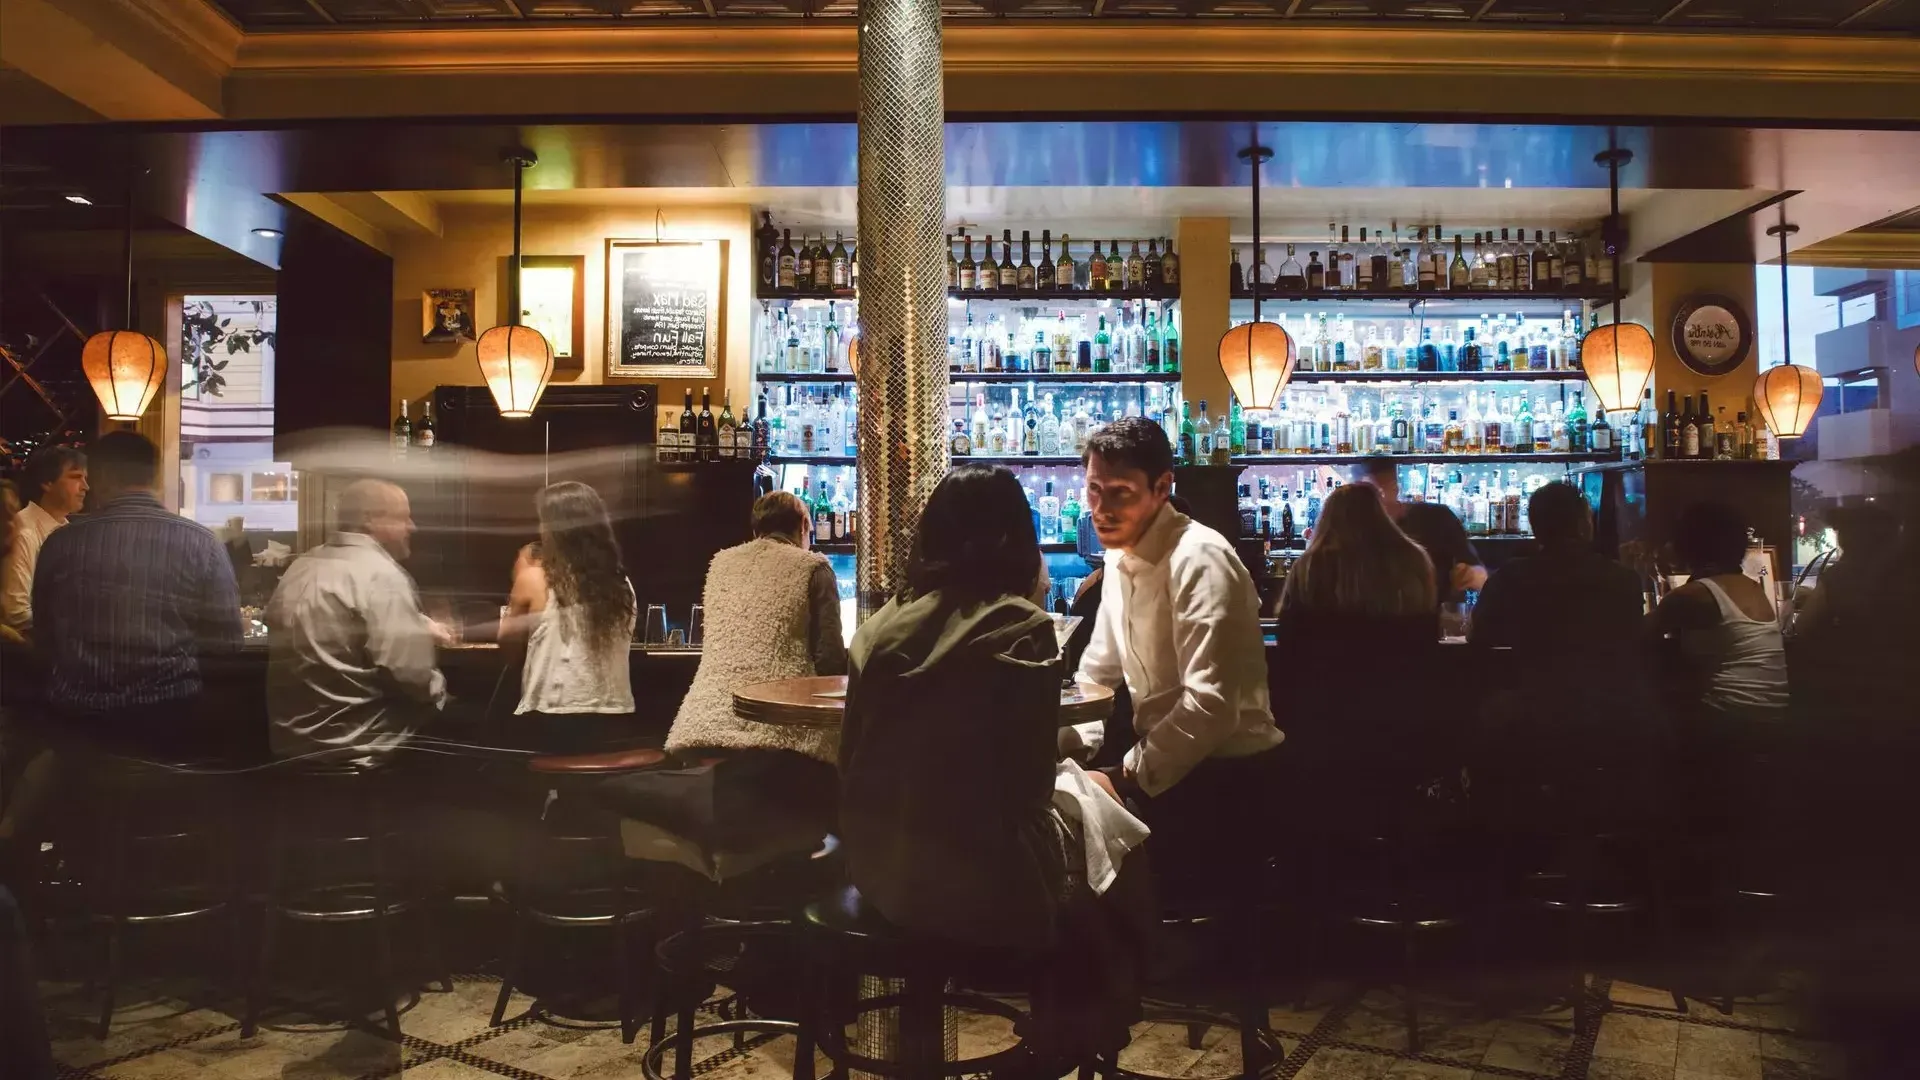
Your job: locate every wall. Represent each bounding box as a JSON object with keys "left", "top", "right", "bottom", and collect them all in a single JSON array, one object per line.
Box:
[
  {"left": 1624, "top": 260, "right": 1762, "bottom": 417},
  {"left": 388, "top": 202, "right": 754, "bottom": 425}
]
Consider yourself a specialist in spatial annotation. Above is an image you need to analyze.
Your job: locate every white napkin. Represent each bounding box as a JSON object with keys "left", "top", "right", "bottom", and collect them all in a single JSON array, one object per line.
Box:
[{"left": 1051, "top": 759, "right": 1150, "bottom": 895}]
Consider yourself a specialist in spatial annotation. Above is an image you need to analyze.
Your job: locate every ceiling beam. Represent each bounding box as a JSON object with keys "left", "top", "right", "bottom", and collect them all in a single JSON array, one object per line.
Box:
[
  {"left": 327, "top": 191, "right": 445, "bottom": 238},
  {"left": 0, "top": 0, "right": 234, "bottom": 120},
  {"left": 275, "top": 193, "right": 393, "bottom": 255}
]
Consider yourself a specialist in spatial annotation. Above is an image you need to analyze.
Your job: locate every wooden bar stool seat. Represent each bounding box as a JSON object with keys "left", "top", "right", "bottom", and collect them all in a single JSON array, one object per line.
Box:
[{"left": 527, "top": 747, "right": 668, "bottom": 775}]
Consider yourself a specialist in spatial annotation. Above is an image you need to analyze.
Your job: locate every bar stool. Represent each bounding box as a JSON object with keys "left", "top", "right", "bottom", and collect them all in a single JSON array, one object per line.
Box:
[
  {"left": 78, "top": 753, "right": 244, "bottom": 1038},
  {"left": 244, "top": 760, "right": 452, "bottom": 1040},
  {"left": 797, "top": 885, "right": 1041, "bottom": 1080},
  {"left": 489, "top": 746, "right": 666, "bottom": 1042},
  {"left": 640, "top": 833, "right": 841, "bottom": 1080}
]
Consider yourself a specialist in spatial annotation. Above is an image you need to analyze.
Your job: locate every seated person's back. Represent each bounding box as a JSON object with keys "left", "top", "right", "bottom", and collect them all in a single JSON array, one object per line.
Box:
[
  {"left": 266, "top": 479, "right": 446, "bottom": 761},
  {"left": 32, "top": 432, "right": 242, "bottom": 756},
  {"left": 1471, "top": 482, "right": 1647, "bottom": 657},
  {"left": 1652, "top": 501, "right": 1787, "bottom": 727}
]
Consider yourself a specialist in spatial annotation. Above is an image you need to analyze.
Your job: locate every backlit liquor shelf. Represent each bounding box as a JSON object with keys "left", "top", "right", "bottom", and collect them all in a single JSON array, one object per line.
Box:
[
  {"left": 1285, "top": 370, "right": 1585, "bottom": 384},
  {"left": 771, "top": 454, "right": 1086, "bottom": 467},
  {"left": 817, "top": 541, "right": 1081, "bottom": 555},
  {"left": 1234, "top": 451, "right": 1617, "bottom": 466},
  {"left": 756, "top": 371, "right": 1184, "bottom": 385}
]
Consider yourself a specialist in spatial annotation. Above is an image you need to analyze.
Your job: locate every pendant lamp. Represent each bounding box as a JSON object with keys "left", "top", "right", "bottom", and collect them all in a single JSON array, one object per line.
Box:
[
  {"left": 475, "top": 151, "right": 553, "bottom": 418},
  {"left": 1218, "top": 140, "right": 1294, "bottom": 412},
  {"left": 1578, "top": 139, "right": 1654, "bottom": 415},
  {"left": 82, "top": 174, "right": 167, "bottom": 422},
  {"left": 1753, "top": 219, "right": 1822, "bottom": 438}
]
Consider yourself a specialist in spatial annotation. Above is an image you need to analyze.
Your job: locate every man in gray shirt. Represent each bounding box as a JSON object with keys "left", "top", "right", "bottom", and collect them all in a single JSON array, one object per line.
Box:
[{"left": 266, "top": 479, "right": 447, "bottom": 763}]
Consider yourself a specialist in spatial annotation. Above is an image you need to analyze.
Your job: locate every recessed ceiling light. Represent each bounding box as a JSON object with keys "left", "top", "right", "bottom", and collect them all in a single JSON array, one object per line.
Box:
[
  {"left": 251, "top": 227, "right": 284, "bottom": 239},
  {"left": 63, "top": 194, "right": 92, "bottom": 205}
]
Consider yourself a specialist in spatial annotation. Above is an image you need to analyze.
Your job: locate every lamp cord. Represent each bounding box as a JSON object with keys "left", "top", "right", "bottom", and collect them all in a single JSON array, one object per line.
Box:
[
  {"left": 1778, "top": 210, "right": 1792, "bottom": 369},
  {"left": 1249, "top": 125, "right": 1261, "bottom": 325},
  {"left": 123, "top": 166, "right": 136, "bottom": 326},
  {"left": 509, "top": 159, "right": 524, "bottom": 328},
  {"left": 1608, "top": 128, "right": 1621, "bottom": 335}
]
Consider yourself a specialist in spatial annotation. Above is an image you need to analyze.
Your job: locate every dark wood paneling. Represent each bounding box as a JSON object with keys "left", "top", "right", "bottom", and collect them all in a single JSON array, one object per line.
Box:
[{"left": 274, "top": 207, "right": 392, "bottom": 445}]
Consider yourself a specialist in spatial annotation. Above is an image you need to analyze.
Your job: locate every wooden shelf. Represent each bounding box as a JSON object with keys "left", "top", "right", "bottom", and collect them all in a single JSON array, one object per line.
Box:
[
  {"left": 757, "top": 287, "right": 1180, "bottom": 302},
  {"left": 1231, "top": 287, "right": 1621, "bottom": 304},
  {"left": 816, "top": 541, "right": 1081, "bottom": 555},
  {"left": 755, "top": 370, "right": 1181, "bottom": 385},
  {"left": 770, "top": 454, "right": 1085, "bottom": 467}
]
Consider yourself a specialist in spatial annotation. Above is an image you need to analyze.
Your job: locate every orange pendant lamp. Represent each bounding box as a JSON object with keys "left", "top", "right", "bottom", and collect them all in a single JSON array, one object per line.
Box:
[
  {"left": 1753, "top": 219, "right": 1822, "bottom": 438},
  {"left": 1218, "top": 141, "right": 1295, "bottom": 413},
  {"left": 1578, "top": 142, "right": 1654, "bottom": 415},
  {"left": 82, "top": 180, "right": 167, "bottom": 422},
  {"left": 475, "top": 151, "right": 553, "bottom": 418}
]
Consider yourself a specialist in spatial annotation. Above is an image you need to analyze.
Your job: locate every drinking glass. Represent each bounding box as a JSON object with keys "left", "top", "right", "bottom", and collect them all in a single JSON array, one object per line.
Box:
[
  {"left": 665, "top": 628, "right": 686, "bottom": 648},
  {"left": 687, "top": 604, "right": 705, "bottom": 647},
  {"left": 1439, "top": 602, "right": 1471, "bottom": 642},
  {"left": 642, "top": 604, "right": 668, "bottom": 646}
]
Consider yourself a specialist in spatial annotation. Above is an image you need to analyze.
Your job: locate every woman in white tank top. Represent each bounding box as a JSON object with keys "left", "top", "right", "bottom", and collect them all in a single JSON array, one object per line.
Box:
[
  {"left": 1653, "top": 502, "right": 1788, "bottom": 724},
  {"left": 500, "top": 482, "right": 637, "bottom": 752}
]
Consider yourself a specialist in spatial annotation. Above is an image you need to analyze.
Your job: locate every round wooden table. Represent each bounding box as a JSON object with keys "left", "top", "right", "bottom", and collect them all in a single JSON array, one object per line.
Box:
[{"left": 733, "top": 675, "right": 1114, "bottom": 729}]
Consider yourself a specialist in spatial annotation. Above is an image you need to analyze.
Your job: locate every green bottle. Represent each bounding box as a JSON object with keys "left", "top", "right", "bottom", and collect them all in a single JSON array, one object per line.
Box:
[
  {"left": 1228, "top": 396, "right": 1247, "bottom": 455},
  {"left": 1162, "top": 315, "right": 1180, "bottom": 373},
  {"left": 1061, "top": 482, "right": 1081, "bottom": 546},
  {"left": 1093, "top": 316, "right": 1112, "bottom": 374},
  {"left": 1178, "top": 401, "right": 1196, "bottom": 465}
]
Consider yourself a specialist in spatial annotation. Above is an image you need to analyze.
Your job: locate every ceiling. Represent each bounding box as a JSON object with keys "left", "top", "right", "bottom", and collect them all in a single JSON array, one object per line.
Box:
[{"left": 206, "top": 0, "right": 1920, "bottom": 30}]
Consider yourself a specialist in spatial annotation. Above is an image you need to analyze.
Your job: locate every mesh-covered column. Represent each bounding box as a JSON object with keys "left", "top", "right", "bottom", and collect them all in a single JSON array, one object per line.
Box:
[{"left": 855, "top": 0, "right": 948, "bottom": 619}]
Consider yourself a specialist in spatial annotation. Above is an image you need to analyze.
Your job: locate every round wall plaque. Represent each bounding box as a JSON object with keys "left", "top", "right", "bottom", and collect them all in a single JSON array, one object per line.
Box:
[{"left": 1670, "top": 294, "right": 1753, "bottom": 377}]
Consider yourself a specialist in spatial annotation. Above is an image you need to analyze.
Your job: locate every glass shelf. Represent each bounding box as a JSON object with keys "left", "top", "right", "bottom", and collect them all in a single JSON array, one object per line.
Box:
[
  {"left": 1232, "top": 288, "right": 1619, "bottom": 304},
  {"left": 816, "top": 540, "right": 1081, "bottom": 555},
  {"left": 757, "top": 287, "right": 1180, "bottom": 303},
  {"left": 771, "top": 454, "right": 1084, "bottom": 467},
  {"left": 756, "top": 370, "right": 1182, "bottom": 385},
  {"left": 1285, "top": 370, "right": 1586, "bottom": 384},
  {"left": 1233, "top": 452, "right": 1617, "bottom": 466}
]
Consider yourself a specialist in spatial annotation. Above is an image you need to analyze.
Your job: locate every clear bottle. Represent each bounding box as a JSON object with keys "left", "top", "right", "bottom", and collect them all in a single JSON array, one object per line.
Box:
[
  {"left": 1125, "top": 240, "right": 1146, "bottom": 289},
  {"left": 1195, "top": 400, "right": 1216, "bottom": 463},
  {"left": 1562, "top": 235, "right": 1584, "bottom": 288},
  {"left": 1417, "top": 227, "right": 1437, "bottom": 290},
  {"left": 1443, "top": 407, "right": 1464, "bottom": 455},
  {"left": 1361, "top": 325, "right": 1384, "bottom": 372},
  {"left": 1387, "top": 225, "right": 1406, "bottom": 291},
  {"left": 1038, "top": 479, "right": 1061, "bottom": 542},
  {"left": 1338, "top": 225, "right": 1356, "bottom": 288},
  {"left": 1277, "top": 244, "right": 1305, "bottom": 290},
  {"left": 1469, "top": 234, "right": 1489, "bottom": 289},
  {"left": 1354, "top": 228, "right": 1373, "bottom": 290},
  {"left": 1056, "top": 234, "right": 1076, "bottom": 293}
]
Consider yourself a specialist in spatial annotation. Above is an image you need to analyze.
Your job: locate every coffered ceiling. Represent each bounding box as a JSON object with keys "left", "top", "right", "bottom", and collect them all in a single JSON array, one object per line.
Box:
[{"left": 204, "top": 0, "right": 1920, "bottom": 29}]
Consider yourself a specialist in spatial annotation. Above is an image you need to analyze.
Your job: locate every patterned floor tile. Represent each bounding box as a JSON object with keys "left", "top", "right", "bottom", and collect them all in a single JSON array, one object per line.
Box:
[
  {"left": 1676, "top": 1024, "right": 1763, "bottom": 1080},
  {"left": 178, "top": 1025, "right": 413, "bottom": 1079},
  {"left": 1757, "top": 1033, "right": 1846, "bottom": 1078},
  {"left": 1292, "top": 1046, "right": 1398, "bottom": 1080},
  {"left": 1585, "top": 1060, "right": 1672, "bottom": 1080},
  {"left": 1382, "top": 1062, "right": 1476, "bottom": 1080},
  {"left": 1592, "top": 1012, "right": 1681, "bottom": 1068},
  {"left": 394, "top": 1060, "right": 505, "bottom": 1079}
]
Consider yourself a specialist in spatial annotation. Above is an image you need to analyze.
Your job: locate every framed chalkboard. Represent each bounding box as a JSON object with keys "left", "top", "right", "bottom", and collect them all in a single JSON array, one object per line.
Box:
[{"left": 606, "top": 239, "right": 721, "bottom": 379}]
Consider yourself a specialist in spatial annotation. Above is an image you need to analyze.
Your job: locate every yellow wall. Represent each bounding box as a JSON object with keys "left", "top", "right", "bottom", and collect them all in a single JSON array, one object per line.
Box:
[
  {"left": 1624, "top": 260, "right": 1762, "bottom": 420},
  {"left": 1175, "top": 218, "right": 1229, "bottom": 419},
  {"left": 389, "top": 202, "right": 754, "bottom": 423}
]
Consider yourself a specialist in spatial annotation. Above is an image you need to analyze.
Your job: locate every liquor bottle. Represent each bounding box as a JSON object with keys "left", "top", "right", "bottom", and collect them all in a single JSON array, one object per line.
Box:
[
  {"left": 1277, "top": 245, "right": 1305, "bottom": 290},
  {"left": 1387, "top": 225, "right": 1406, "bottom": 291},
  {"left": 958, "top": 234, "right": 977, "bottom": 291},
  {"left": 1736, "top": 411, "right": 1754, "bottom": 459},
  {"left": 1660, "top": 389, "right": 1679, "bottom": 459},
  {"left": 1194, "top": 400, "right": 1216, "bottom": 464},
  {"left": 1338, "top": 225, "right": 1355, "bottom": 288},
  {"left": 752, "top": 393, "right": 771, "bottom": 463},
  {"left": 391, "top": 400, "right": 412, "bottom": 454},
  {"left": 716, "top": 389, "right": 738, "bottom": 460},
  {"left": 813, "top": 236, "right": 833, "bottom": 290},
  {"left": 1056, "top": 233, "right": 1076, "bottom": 293},
  {"left": 1178, "top": 401, "right": 1197, "bottom": 464},
  {"left": 1108, "top": 240, "right": 1125, "bottom": 291},
  {"left": 1163, "top": 314, "right": 1180, "bottom": 373},
  {"left": 1546, "top": 230, "right": 1564, "bottom": 288},
  {"left": 1416, "top": 227, "right": 1437, "bottom": 290},
  {"left": 1638, "top": 389, "right": 1657, "bottom": 461},
  {"left": 1459, "top": 326, "right": 1481, "bottom": 372},
  {"left": 1061, "top": 483, "right": 1081, "bottom": 546},
  {"left": 1468, "top": 234, "right": 1488, "bottom": 289},
  {"left": 1228, "top": 396, "right": 1247, "bottom": 456},
  {"left": 1122, "top": 240, "right": 1143, "bottom": 289},
  {"left": 1680, "top": 394, "right": 1701, "bottom": 459},
  {"left": 757, "top": 212, "right": 779, "bottom": 292},
  {"left": 1528, "top": 230, "right": 1549, "bottom": 291},
  {"left": 1092, "top": 315, "right": 1112, "bottom": 374},
  {"left": 1369, "top": 226, "right": 1390, "bottom": 289},
  {"left": 946, "top": 233, "right": 957, "bottom": 290},
  {"left": 999, "top": 232, "right": 1018, "bottom": 292},
  {"left": 777, "top": 229, "right": 797, "bottom": 291},
  {"left": 1696, "top": 391, "right": 1712, "bottom": 459},
  {"left": 813, "top": 481, "right": 835, "bottom": 543},
  {"left": 1427, "top": 228, "right": 1448, "bottom": 290},
  {"left": 1492, "top": 228, "right": 1512, "bottom": 290},
  {"left": 1354, "top": 228, "right": 1373, "bottom": 290},
  {"left": 1714, "top": 406, "right": 1735, "bottom": 459},
  {"left": 980, "top": 236, "right": 999, "bottom": 291},
  {"left": 1160, "top": 239, "right": 1180, "bottom": 289},
  {"left": 1143, "top": 309, "right": 1162, "bottom": 372},
  {"left": 1253, "top": 247, "right": 1275, "bottom": 287},
  {"left": 1562, "top": 235, "right": 1584, "bottom": 288},
  {"left": 795, "top": 234, "right": 814, "bottom": 287},
  {"left": 1089, "top": 243, "right": 1108, "bottom": 292},
  {"left": 697, "top": 388, "right": 719, "bottom": 462},
  {"left": 1515, "top": 229, "right": 1536, "bottom": 291},
  {"left": 1143, "top": 238, "right": 1162, "bottom": 288},
  {"left": 414, "top": 398, "right": 435, "bottom": 449},
  {"left": 1305, "top": 251, "right": 1325, "bottom": 292},
  {"left": 1037, "top": 230, "right": 1055, "bottom": 290},
  {"left": 1449, "top": 234, "right": 1469, "bottom": 291},
  {"left": 1038, "top": 480, "right": 1061, "bottom": 543},
  {"left": 678, "top": 388, "right": 697, "bottom": 462},
  {"left": 1590, "top": 232, "right": 1609, "bottom": 288},
  {"left": 1017, "top": 230, "right": 1036, "bottom": 292},
  {"left": 1567, "top": 389, "right": 1590, "bottom": 453}
]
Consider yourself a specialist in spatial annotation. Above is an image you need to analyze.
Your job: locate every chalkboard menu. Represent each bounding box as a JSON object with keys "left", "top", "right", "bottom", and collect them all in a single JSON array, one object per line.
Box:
[{"left": 607, "top": 239, "right": 721, "bottom": 378}]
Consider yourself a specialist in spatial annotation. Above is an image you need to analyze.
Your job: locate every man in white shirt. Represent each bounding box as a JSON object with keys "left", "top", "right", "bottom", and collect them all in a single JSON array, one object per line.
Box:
[
  {"left": 1075, "top": 417, "right": 1282, "bottom": 898},
  {"left": 266, "top": 479, "right": 447, "bottom": 763},
  {"left": 1, "top": 447, "right": 87, "bottom": 634}
]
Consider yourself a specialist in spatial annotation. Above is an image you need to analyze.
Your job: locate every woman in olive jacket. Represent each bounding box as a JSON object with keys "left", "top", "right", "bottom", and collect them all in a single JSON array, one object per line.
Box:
[{"left": 839, "top": 465, "right": 1141, "bottom": 1067}]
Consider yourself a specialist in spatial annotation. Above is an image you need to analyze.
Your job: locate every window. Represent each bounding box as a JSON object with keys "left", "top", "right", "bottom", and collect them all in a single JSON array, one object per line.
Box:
[{"left": 177, "top": 295, "right": 295, "bottom": 533}]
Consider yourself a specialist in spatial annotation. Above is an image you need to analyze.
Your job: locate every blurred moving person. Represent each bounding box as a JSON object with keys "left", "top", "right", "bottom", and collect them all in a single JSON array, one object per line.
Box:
[
  {"left": 1357, "top": 455, "right": 1486, "bottom": 610},
  {"left": 267, "top": 478, "right": 447, "bottom": 764}
]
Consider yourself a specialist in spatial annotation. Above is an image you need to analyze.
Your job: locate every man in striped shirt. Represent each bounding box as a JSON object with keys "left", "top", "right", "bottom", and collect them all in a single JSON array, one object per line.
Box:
[{"left": 31, "top": 432, "right": 243, "bottom": 759}]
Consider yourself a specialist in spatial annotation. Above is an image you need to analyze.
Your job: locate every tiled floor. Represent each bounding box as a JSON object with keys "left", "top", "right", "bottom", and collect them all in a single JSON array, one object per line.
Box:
[{"left": 37, "top": 969, "right": 1853, "bottom": 1080}]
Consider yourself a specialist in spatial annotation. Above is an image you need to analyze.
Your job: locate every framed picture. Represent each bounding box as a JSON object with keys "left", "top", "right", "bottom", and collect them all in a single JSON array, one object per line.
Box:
[
  {"left": 421, "top": 289, "right": 476, "bottom": 344},
  {"left": 606, "top": 239, "right": 722, "bottom": 380},
  {"left": 517, "top": 255, "right": 585, "bottom": 370},
  {"left": 1669, "top": 293, "right": 1753, "bottom": 378}
]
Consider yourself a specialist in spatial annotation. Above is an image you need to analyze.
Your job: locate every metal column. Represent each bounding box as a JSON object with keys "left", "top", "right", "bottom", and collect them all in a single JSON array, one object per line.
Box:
[{"left": 854, "top": 0, "right": 949, "bottom": 620}]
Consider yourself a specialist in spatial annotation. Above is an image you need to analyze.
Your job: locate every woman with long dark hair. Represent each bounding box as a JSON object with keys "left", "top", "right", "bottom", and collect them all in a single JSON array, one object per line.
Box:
[
  {"left": 502, "top": 481, "right": 637, "bottom": 752},
  {"left": 840, "top": 464, "right": 1140, "bottom": 1068}
]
